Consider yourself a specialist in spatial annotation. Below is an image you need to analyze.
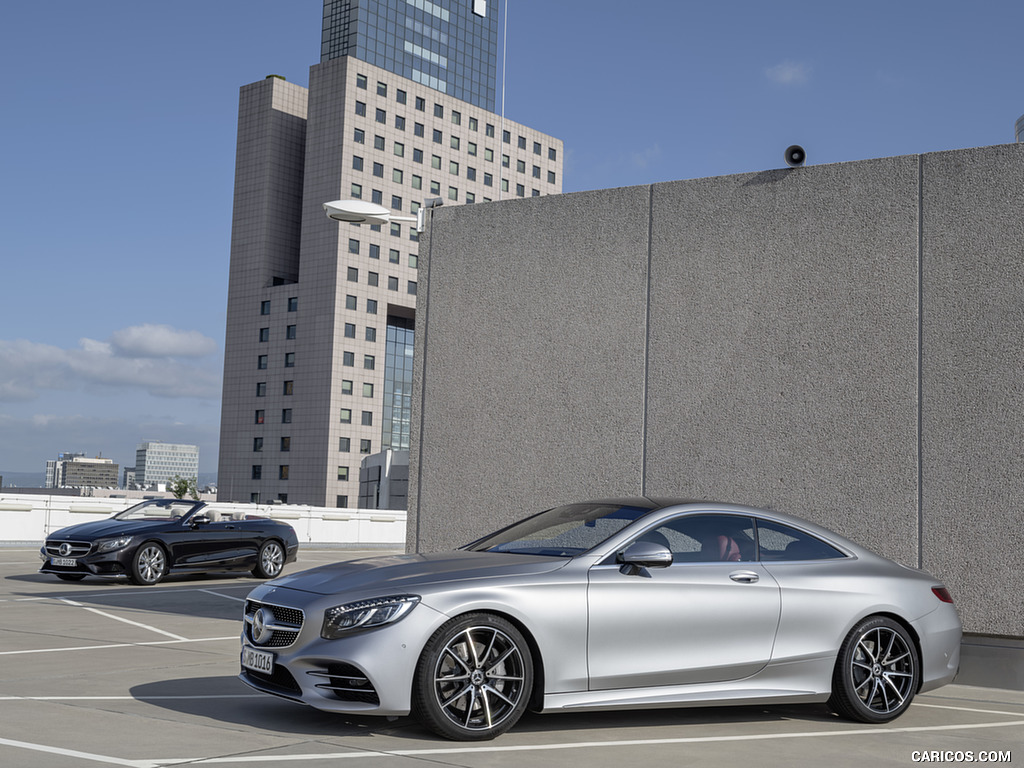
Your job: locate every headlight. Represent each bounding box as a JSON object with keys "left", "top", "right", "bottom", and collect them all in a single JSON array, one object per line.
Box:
[
  {"left": 95, "top": 535, "right": 133, "bottom": 553},
  {"left": 321, "top": 595, "right": 420, "bottom": 639}
]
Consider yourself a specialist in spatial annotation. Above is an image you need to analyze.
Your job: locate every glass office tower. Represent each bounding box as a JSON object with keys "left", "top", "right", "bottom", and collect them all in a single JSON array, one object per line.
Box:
[{"left": 322, "top": 0, "right": 500, "bottom": 111}]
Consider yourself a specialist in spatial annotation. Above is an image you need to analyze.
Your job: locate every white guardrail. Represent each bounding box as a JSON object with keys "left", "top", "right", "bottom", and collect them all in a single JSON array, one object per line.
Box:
[{"left": 0, "top": 494, "right": 407, "bottom": 548}]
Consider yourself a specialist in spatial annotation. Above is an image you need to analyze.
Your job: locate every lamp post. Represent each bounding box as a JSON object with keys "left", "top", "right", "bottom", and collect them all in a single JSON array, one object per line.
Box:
[{"left": 323, "top": 198, "right": 443, "bottom": 233}]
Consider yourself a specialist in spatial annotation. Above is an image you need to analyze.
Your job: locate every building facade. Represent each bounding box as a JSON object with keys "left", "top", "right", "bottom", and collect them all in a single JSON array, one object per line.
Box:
[
  {"left": 135, "top": 441, "right": 200, "bottom": 488},
  {"left": 44, "top": 453, "right": 118, "bottom": 489},
  {"left": 218, "top": 1, "right": 563, "bottom": 506}
]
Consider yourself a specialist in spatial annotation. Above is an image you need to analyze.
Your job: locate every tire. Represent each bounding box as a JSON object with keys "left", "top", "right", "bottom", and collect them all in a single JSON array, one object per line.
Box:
[
  {"left": 413, "top": 613, "right": 533, "bottom": 740},
  {"left": 829, "top": 615, "right": 919, "bottom": 723},
  {"left": 130, "top": 542, "right": 168, "bottom": 585},
  {"left": 56, "top": 574, "right": 86, "bottom": 582},
  {"left": 252, "top": 540, "right": 286, "bottom": 579}
]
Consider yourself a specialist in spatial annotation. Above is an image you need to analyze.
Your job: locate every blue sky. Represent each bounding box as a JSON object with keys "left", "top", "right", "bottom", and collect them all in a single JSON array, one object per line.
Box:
[{"left": 1, "top": 0, "right": 1021, "bottom": 477}]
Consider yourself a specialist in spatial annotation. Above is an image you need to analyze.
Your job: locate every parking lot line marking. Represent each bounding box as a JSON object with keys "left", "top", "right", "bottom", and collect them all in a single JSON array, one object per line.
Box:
[
  {"left": 0, "top": 736, "right": 162, "bottom": 768},
  {"left": 58, "top": 598, "right": 188, "bottom": 641},
  {"left": 172, "top": 718, "right": 1024, "bottom": 763},
  {"left": 200, "top": 589, "right": 247, "bottom": 602},
  {"left": 0, "top": 636, "right": 238, "bottom": 655},
  {"left": 0, "top": 695, "right": 263, "bottom": 701},
  {"left": 915, "top": 701, "right": 1024, "bottom": 718}
]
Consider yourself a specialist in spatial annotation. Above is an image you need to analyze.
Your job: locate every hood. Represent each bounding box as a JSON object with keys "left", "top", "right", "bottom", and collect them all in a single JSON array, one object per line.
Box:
[
  {"left": 48, "top": 518, "right": 176, "bottom": 541},
  {"left": 267, "top": 550, "right": 569, "bottom": 596}
]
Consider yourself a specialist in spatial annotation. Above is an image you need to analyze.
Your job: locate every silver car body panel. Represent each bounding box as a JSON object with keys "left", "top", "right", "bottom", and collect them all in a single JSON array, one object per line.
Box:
[{"left": 239, "top": 501, "right": 961, "bottom": 718}]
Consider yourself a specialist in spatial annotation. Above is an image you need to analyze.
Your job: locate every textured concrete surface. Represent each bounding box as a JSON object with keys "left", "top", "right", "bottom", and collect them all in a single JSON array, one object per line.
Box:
[{"left": 409, "top": 142, "right": 1024, "bottom": 637}]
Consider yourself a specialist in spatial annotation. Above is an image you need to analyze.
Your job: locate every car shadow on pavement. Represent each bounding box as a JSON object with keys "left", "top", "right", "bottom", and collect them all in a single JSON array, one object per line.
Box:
[{"left": 130, "top": 675, "right": 840, "bottom": 743}]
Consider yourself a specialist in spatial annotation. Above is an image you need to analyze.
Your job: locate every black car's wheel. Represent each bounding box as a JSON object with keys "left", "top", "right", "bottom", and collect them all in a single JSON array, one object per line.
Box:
[
  {"left": 56, "top": 573, "right": 86, "bottom": 582},
  {"left": 130, "top": 542, "right": 168, "bottom": 585},
  {"left": 829, "top": 615, "right": 920, "bottom": 723},
  {"left": 252, "top": 540, "right": 286, "bottom": 579},
  {"left": 413, "top": 613, "right": 533, "bottom": 741}
]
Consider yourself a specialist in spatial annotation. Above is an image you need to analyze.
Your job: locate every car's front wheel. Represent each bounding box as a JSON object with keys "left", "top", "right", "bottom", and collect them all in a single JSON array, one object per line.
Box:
[
  {"left": 130, "top": 542, "right": 168, "bottom": 585},
  {"left": 413, "top": 613, "right": 533, "bottom": 740},
  {"left": 252, "top": 540, "right": 286, "bottom": 579},
  {"left": 829, "top": 615, "right": 920, "bottom": 723}
]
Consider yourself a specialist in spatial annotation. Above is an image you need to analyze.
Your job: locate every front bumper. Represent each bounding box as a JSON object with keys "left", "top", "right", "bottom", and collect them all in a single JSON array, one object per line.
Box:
[
  {"left": 239, "top": 592, "right": 448, "bottom": 716},
  {"left": 38, "top": 545, "right": 132, "bottom": 578}
]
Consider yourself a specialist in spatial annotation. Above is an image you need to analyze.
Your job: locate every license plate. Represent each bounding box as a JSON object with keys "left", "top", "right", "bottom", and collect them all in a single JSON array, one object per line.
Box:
[
  {"left": 242, "top": 645, "right": 274, "bottom": 674},
  {"left": 51, "top": 558, "right": 77, "bottom": 567}
]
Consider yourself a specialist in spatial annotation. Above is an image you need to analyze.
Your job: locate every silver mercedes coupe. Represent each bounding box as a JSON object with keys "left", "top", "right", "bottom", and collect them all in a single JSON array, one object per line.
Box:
[{"left": 239, "top": 498, "right": 961, "bottom": 740}]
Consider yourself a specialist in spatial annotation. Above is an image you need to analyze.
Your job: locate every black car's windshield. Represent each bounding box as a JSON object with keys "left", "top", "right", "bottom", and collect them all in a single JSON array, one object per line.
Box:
[
  {"left": 113, "top": 499, "right": 199, "bottom": 522},
  {"left": 466, "top": 502, "right": 653, "bottom": 557}
]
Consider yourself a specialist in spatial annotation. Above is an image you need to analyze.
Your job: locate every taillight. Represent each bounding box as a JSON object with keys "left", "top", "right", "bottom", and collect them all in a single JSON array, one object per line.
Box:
[{"left": 932, "top": 586, "right": 954, "bottom": 603}]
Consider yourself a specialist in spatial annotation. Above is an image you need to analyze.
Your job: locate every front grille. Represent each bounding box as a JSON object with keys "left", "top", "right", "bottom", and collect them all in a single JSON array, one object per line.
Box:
[
  {"left": 307, "top": 663, "right": 380, "bottom": 705},
  {"left": 44, "top": 540, "right": 92, "bottom": 558},
  {"left": 244, "top": 599, "right": 304, "bottom": 648}
]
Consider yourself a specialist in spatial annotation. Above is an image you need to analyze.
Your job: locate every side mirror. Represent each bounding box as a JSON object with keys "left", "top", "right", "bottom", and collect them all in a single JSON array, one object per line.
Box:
[
  {"left": 617, "top": 541, "right": 673, "bottom": 570},
  {"left": 190, "top": 513, "right": 211, "bottom": 528}
]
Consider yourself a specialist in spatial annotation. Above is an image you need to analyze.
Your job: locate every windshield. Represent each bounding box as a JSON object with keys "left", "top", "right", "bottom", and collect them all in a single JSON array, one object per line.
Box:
[
  {"left": 113, "top": 499, "right": 199, "bottom": 522},
  {"left": 466, "top": 502, "right": 653, "bottom": 557}
]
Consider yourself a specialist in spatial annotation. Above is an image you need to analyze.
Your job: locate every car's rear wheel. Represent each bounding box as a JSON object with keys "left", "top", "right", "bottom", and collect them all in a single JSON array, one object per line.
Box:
[
  {"left": 829, "top": 615, "right": 919, "bottom": 723},
  {"left": 252, "top": 540, "right": 286, "bottom": 579},
  {"left": 130, "top": 542, "right": 167, "bottom": 585},
  {"left": 413, "top": 613, "right": 533, "bottom": 740},
  {"left": 56, "top": 573, "right": 86, "bottom": 582}
]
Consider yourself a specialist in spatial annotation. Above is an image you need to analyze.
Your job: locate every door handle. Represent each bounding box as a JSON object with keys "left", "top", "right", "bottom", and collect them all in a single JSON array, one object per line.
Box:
[{"left": 729, "top": 570, "right": 759, "bottom": 584}]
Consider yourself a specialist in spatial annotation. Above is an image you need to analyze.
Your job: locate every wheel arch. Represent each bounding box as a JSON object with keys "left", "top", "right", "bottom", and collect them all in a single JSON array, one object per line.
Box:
[{"left": 872, "top": 611, "right": 924, "bottom": 694}]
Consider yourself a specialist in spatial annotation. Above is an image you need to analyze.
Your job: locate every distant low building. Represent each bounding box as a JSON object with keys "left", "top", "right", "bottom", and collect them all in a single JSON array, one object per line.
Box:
[
  {"left": 135, "top": 441, "right": 199, "bottom": 489},
  {"left": 44, "top": 453, "right": 118, "bottom": 489}
]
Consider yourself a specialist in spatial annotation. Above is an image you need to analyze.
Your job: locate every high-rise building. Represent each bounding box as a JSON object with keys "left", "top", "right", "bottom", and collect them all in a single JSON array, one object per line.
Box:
[
  {"left": 218, "top": 1, "right": 563, "bottom": 506},
  {"left": 136, "top": 441, "right": 200, "bottom": 488},
  {"left": 1016, "top": 114, "right": 1024, "bottom": 143}
]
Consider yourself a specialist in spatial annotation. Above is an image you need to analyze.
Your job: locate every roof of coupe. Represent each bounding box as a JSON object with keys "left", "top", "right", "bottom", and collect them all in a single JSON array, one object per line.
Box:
[{"left": 240, "top": 498, "right": 961, "bottom": 741}]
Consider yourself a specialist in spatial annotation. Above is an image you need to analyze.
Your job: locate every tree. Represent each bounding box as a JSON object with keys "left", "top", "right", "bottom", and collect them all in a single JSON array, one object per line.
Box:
[{"left": 168, "top": 475, "right": 200, "bottom": 500}]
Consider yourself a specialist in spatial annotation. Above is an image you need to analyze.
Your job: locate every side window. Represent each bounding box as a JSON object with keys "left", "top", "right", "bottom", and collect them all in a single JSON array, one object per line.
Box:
[
  {"left": 634, "top": 514, "right": 756, "bottom": 563},
  {"left": 756, "top": 519, "right": 845, "bottom": 561}
]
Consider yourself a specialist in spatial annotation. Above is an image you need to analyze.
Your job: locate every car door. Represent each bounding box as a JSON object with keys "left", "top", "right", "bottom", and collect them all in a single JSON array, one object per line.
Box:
[
  {"left": 586, "top": 514, "right": 782, "bottom": 690},
  {"left": 171, "top": 509, "right": 257, "bottom": 567}
]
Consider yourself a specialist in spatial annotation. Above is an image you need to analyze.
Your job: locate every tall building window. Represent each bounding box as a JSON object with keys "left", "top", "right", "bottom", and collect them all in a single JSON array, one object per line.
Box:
[
  {"left": 256, "top": 382, "right": 266, "bottom": 397},
  {"left": 288, "top": 297, "right": 298, "bottom": 311},
  {"left": 343, "top": 351, "right": 355, "bottom": 366},
  {"left": 352, "top": 155, "right": 363, "bottom": 171},
  {"left": 260, "top": 300, "right": 271, "bottom": 315},
  {"left": 347, "top": 266, "right": 359, "bottom": 282},
  {"left": 283, "top": 380, "right": 294, "bottom": 395},
  {"left": 338, "top": 466, "right": 349, "bottom": 481},
  {"left": 280, "top": 437, "right": 291, "bottom": 452},
  {"left": 375, "top": 108, "right": 386, "bottom": 124},
  {"left": 361, "top": 411, "right": 373, "bottom": 426},
  {"left": 337, "top": 495, "right": 348, "bottom": 507},
  {"left": 284, "top": 352, "right": 295, "bottom": 367},
  {"left": 252, "top": 465, "right": 262, "bottom": 480},
  {"left": 363, "top": 382, "right": 374, "bottom": 397},
  {"left": 356, "top": 73, "right": 367, "bottom": 89},
  {"left": 355, "top": 101, "right": 366, "bottom": 116},
  {"left": 258, "top": 355, "right": 268, "bottom": 369},
  {"left": 281, "top": 408, "right": 292, "bottom": 423},
  {"left": 253, "top": 437, "right": 263, "bottom": 452},
  {"left": 255, "top": 410, "right": 265, "bottom": 424},
  {"left": 341, "top": 379, "right": 353, "bottom": 395},
  {"left": 364, "top": 354, "right": 375, "bottom": 370},
  {"left": 382, "top": 316, "right": 415, "bottom": 450},
  {"left": 340, "top": 408, "right": 352, "bottom": 423},
  {"left": 279, "top": 465, "right": 289, "bottom": 480},
  {"left": 345, "top": 322, "right": 356, "bottom": 338},
  {"left": 376, "top": 81, "right": 387, "bottom": 96},
  {"left": 339, "top": 437, "right": 350, "bottom": 452},
  {"left": 286, "top": 325, "right": 296, "bottom": 340},
  {"left": 360, "top": 439, "right": 372, "bottom": 454}
]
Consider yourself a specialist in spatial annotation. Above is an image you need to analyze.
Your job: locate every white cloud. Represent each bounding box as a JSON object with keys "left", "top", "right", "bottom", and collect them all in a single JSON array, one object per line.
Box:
[
  {"left": 630, "top": 144, "right": 663, "bottom": 170},
  {"left": 765, "top": 60, "right": 811, "bottom": 85},
  {"left": 0, "top": 325, "right": 221, "bottom": 402},
  {"left": 110, "top": 324, "right": 218, "bottom": 358}
]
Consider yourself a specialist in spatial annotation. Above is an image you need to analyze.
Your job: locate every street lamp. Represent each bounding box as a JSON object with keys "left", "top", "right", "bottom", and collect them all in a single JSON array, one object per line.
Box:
[{"left": 323, "top": 198, "right": 443, "bottom": 233}]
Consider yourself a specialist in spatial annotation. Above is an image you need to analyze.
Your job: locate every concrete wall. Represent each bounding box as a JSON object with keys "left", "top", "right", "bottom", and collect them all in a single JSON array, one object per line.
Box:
[{"left": 409, "top": 143, "right": 1024, "bottom": 637}]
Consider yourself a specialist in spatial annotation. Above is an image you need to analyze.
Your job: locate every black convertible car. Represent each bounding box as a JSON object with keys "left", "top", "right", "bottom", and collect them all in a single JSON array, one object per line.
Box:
[{"left": 39, "top": 499, "right": 299, "bottom": 585}]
